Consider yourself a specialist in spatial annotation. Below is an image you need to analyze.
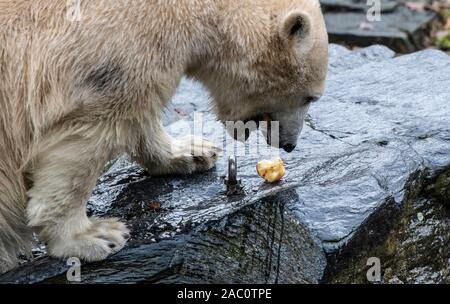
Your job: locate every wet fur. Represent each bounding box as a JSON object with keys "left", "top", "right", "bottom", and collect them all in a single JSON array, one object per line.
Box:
[{"left": 0, "top": 0, "right": 327, "bottom": 273}]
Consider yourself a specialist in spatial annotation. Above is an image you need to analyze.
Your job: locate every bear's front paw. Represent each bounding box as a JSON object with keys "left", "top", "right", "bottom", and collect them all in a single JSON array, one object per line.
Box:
[
  {"left": 48, "top": 218, "right": 130, "bottom": 262},
  {"left": 170, "top": 135, "right": 221, "bottom": 174}
]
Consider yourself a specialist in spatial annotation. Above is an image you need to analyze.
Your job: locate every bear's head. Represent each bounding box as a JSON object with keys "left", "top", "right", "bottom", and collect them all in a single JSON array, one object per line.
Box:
[{"left": 189, "top": 0, "right": 328, "bottom": 152}]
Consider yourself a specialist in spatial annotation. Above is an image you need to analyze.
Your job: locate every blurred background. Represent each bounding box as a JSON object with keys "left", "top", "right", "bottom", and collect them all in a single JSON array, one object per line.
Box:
[{"left": 321, "top": 0, "right": 450, "bottom": 54}]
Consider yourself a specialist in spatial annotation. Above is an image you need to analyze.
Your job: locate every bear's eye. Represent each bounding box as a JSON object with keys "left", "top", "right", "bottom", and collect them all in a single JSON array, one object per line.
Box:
[{"left": 305, "top": 96, "right": 320, "bottom": 103}]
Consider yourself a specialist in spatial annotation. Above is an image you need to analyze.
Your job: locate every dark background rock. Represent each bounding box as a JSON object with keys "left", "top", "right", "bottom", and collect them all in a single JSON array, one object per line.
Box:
[
  {"left": 321, "top": 0, "right": 399, "bottom": 12},
  {"left": 1, "top": 45, "right": 449, "bottom": 284},
  {"left": 426, "top": 168, "right": 450, "bottom": 206},
  {"left": 321, "top": 1, "right": 439, "bottom": 53}
]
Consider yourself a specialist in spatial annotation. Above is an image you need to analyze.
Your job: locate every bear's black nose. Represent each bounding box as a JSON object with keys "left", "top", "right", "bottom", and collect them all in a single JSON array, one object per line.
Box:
[{"left": 282, "top": 143, "right": 296, "bottom": 153}]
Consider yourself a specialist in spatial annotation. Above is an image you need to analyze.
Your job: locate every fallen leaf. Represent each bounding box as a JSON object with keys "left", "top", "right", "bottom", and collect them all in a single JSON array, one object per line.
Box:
[
  {"left": 403, "top": 1, "right": 426, "bottom": 12},
  {"left": 428, "top": 0, "right": 443, "bottom": 13},
  {"left": 436, "top": 30, "right": 449, "bottom": 40},
  {"left": 148, "top": 201, "right": 161, "bottom": 210},
  {"left": 417, "top": 212, "right": 424, "bottom": 222},
  {"left": 359, "top": 21, "right": 374, "bottom": 31}
]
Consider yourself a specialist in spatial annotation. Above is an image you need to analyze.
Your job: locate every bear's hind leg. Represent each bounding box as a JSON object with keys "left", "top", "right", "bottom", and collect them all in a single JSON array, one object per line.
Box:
[
  {"left": 26, "top": 128, "right": 129, "bottom": 262},
  {"left": 0, "top": 148, "right": 33, "bottom": 273}
]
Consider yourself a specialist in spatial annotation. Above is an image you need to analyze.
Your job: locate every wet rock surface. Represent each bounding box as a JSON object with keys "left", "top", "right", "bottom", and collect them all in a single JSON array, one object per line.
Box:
[
  {"left": 323, "top": 170, "right": 450, "bottom": 283},
  {"left": 321, "top": 0, "right": 439, "bottom": 53},
  {"left": 1, "top": 45, "right": 449, "bottom": 283}
]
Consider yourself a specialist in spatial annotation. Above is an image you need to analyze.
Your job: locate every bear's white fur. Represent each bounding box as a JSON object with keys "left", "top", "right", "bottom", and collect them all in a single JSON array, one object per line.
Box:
[{"left": 0, "top": 0, "right": 328, "bottom": 273}]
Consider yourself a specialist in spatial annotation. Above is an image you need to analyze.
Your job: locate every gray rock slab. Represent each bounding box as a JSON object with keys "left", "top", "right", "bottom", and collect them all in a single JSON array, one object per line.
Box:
[{"left": 1, "top": 45, "right": 449, "bottom": 283}]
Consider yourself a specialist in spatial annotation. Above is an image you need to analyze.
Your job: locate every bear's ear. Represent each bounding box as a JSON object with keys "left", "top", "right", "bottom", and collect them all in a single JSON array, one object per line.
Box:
[{"left": 281, "top": 10, "right": 311, "bottom": 43}]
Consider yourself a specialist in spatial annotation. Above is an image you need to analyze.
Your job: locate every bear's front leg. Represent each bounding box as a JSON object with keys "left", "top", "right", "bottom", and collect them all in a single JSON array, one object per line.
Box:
[
  {"left": 26, "top": 131, "right": 129, "bottom": 262},
  {"left": 132, "top": 122, "right": 221, "bottom": 176}
]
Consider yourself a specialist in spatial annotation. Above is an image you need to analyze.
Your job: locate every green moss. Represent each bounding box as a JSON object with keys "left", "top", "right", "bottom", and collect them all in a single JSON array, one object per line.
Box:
[
  {"left": 436, "top": 35, "right": 450, "bottom": 50},
  {"left": 443, "top": 9, "right": 450, "bottom": 18}
]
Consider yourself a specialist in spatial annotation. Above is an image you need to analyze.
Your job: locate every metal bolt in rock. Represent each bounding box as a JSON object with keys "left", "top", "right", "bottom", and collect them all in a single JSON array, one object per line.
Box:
[{"left": 225, "top": 156, "right": 244, "bottom": 196}]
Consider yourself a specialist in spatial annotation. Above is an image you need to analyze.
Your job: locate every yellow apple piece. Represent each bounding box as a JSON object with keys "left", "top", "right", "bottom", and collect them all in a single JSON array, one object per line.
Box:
[{"left": 256, "top": 158, "right": 286, "bottom": 183}]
